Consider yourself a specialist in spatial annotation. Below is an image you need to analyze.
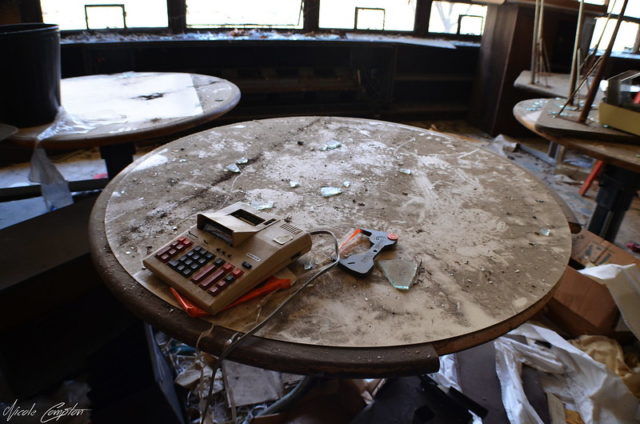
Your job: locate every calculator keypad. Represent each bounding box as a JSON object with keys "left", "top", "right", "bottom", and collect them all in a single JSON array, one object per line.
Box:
[{"left": 160, "top": 239, "right": 246, "bottom": 298}]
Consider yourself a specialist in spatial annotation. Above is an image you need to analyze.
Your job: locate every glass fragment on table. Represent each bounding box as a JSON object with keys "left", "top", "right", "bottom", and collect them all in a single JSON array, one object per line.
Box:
[
  {"left": 289, "top": 180, "right": 300, "bottom": 188},
  {"left": 236, "top": 157, "right": 249, "bottom": 164},
  {"left": 399, "top": 168, "right": 412, "bottom": 175},
  {"left": 320, "top": 140, "right": 342, "bottom": 151},
  {"left": 536, "top": 228, "right": 552, "bottom": 237},
  {"left": 225, "top": 163, "right": 241, "bottom": 173},
  {"left": 320, "top": 186, "right": 342, "bottom": 197},
  {"left": 343, "top": 180, "right": 351, "bottom": 188},
  {"left": 377, "top": 259, "right": 419, "bottom": 291},
  {"left": 251, "top": 201, "right": 274, "bottom": 211}
]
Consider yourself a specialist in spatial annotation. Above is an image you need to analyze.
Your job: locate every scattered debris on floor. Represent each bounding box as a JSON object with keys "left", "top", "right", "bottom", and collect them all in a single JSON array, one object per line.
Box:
[{"left": 495, "top": 323, "right": 640, "bottom": 424}]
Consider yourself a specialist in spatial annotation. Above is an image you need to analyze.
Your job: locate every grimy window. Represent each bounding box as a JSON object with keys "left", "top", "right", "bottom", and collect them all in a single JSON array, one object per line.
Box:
[
  {"left": 37, "top": 0, "right": 488, "bottom": 38},
  {"left": 35, "top": 0, "right": 640, "bottom": 51}
]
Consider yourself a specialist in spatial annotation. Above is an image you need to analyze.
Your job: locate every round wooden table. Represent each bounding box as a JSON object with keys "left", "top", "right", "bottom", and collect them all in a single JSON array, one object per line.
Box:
[
  {"left": 8, "top": 72, "right": 241, "bottom": 178},
  {"left": 514, "top": 98, "right": 640, "bottom": 241},
  {"left": 89, "top": 116, "right": 572, "bottom": 377}
]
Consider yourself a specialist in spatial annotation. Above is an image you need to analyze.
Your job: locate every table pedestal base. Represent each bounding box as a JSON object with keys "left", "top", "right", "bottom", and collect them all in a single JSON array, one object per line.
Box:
[
  {"left": 588, "top": 164, "right": 640, "bottom": 242},
  {"left": 100, "top": 142, "right": 136, "bottom": 179}
]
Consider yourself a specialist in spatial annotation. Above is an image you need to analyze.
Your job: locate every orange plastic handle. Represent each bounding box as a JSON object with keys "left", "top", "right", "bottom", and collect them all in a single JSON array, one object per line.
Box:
[
  {"left": 222, "top": 277, "right": 292, "bottom": 311},
  {"left": 169, "top": 277, "right": 293, "bottom": 317}
]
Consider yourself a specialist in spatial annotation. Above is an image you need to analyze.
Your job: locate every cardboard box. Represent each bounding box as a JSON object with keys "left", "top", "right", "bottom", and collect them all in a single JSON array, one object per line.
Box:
[
  {"left": 547, "top": 267, "right": 619, "bottom": 336},
  {"left": 571, "top": 230, "right": 640, "bottom": 268},
  {"left": 545, "top": 230, "right": 639, "bottom": 337}
]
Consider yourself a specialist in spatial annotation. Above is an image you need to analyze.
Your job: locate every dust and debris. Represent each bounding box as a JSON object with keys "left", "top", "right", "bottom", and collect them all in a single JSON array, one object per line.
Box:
[{"left": 104, "top": 116, "right": 571, "bottom": 349}]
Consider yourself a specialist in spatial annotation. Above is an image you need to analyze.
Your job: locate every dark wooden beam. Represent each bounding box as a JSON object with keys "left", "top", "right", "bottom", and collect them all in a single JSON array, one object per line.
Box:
[
  {"left": 18, "top": 0, "right": 43, "bottom": 23},
  {"left": 167, "top": 0, "right": 186, "bottom": 33},
  {"left": 414, "top": 0, "right": 432, "bottom": 36},
  {"left": 303, "top": 0, "right": 320, "bottom": 32}
]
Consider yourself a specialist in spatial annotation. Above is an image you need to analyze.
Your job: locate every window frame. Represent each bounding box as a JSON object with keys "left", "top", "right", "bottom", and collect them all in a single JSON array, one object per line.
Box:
[
  {"left": 592, "top": 11, "right": 640, "bottom": 54},
  {"left": 31, "top": 0, "right": 489, "bottom": 41},
  {"left": 28, "top": 0, "right": 639, "bottom": 51}
]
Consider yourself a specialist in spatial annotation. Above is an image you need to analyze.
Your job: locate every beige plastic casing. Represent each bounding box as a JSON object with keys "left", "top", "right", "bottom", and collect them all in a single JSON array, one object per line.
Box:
[{"left": 143, "top": 203, "right": 311, "bottom": 315}]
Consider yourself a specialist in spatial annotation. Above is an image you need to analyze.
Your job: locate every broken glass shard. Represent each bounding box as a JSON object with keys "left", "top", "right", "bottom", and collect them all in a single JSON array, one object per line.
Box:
[
  {"left": 236, "top": 157, "right": 249, "bottom": 164},
  {"left": 251, "top": 201, "right": 274, "bottom": 210},
  {"left": 320, "top": 186, "right": 342, "bottom": 197},
  {"left": 320, "top": 140, "right": 342, "bottom": 151},
  {"left": 289, "top": 181, "right": 300, "bottom": 188},
  {"left": 399, "top": 168, "right": 412, "bottom": 175},
  {"left": 537, "top": 228, "right": 552, "bottom": 236},
  {"left": 225, "top": 163, "right": 241, "bottom": 173},
  {"left": 377, "top": 259, "right": 419, "bottom": 291},
  {"left": 343, "top": 181, "right": 351, "bottom": 188}
]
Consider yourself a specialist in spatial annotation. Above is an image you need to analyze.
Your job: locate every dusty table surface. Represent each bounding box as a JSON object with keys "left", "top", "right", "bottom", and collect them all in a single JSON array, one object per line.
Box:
[
  {"left": 514, "top": 71, "right": 605, "bottom": 103},
  {"left": 90, "top": 116, "right": 571, "bottom": 376},
  {"left": 514, "top": 98, "right": 640, "bottom": 173},
  {"left": 9, "top": 72, "right": 240, "bottom": 150}
]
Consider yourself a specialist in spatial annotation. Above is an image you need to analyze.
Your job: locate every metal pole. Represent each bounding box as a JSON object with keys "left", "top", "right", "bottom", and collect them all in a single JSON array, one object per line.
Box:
[
  {"left": 568, "top": 0, "right": 585, "bottom": 105},
  {"left": 536, "top": 0, "right": 546, "bottom": 78},
  {"left": 531, "top": 0, "right": 541, "bottom": 83},
  {"left": 578, "top": 0, "right": 629, "bottom": 123}
]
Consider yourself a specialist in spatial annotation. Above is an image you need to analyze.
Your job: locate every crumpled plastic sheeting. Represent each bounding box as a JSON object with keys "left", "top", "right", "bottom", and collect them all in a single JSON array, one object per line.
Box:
[
  {"left": 28, "top": 107, "right": 96, "bottom": 210},
  {"left": 431, "top": 354, "right": 483, "bottom": 424},
  {"left": 579, "top": 264, "right": 640, "bottom": 340},
  {"left": 571, "top": 335, "right": 640, "bottom": 398},
  {"left": 494, "top": 335, "right": 565, "bottom": 424},
  {"left": 29, "top": 147, "right": 73, "bottom": 211},
  {"left": 495, "top": 323, "right": 640, "bottom": 424}
]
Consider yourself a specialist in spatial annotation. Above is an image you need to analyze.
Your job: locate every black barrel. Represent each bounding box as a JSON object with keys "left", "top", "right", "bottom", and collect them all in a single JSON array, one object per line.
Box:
[{"left": 0, "top": 23, "right": 61, "bottom": 128}]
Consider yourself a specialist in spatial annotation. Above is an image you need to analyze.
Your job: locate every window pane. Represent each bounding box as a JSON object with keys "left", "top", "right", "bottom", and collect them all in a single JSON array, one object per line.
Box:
[
  {"left": 41, "top": 0, "right": 168, "bottom": 30},
  {"left": 319, "top": 0, "right": 416, "bottom": 31},
  {"left": 609, "top": 0, "right": 640, "bottom": 19},
  {"left": 590, "top": 18, "right": 640, "bottom": 52},
  {"left": 186, "top": 0, "right": 303, "bottom": 28},
  {"left": 429, "top": 1, "right": 487, "bottom": 35}
]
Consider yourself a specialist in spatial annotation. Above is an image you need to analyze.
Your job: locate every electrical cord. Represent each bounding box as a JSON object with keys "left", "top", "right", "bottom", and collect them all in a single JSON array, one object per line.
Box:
[{"left": 200, "top": 229, "right": 340, "bottom": 424}]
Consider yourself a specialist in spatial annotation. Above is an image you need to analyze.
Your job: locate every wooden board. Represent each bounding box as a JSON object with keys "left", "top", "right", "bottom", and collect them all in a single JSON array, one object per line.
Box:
[
  {"left": 515, "top": 71, "right": 587, "bottom": 99},
  {"left": 89, "top": 117, "right": 572, "bottom": 376},
  {"left": 8, "top": 72, "right": 240, "bottom": 150},
  {"left": 534, "top": 98, "right": 640, "bottom": 143},
  {"left": 514, "top": 99, "right": 640, "bottom": 174}
]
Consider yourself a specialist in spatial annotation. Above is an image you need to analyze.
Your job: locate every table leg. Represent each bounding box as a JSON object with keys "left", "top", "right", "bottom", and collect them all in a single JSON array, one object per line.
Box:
[
  {"left": 99, "top": 142, "right": 136, "bottom": 179},
  {"left": 587, "top": 164, "right": 640, "bottom": 242}
]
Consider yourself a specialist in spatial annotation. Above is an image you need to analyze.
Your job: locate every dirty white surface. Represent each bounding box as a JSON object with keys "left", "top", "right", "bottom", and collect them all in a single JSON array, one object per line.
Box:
[
  {"left": 10, "top": 72, "right": 240, "bottom": 147},
  {"left": 103, "top": 117, "right": 572, "bottom": 348},
  {"left": 62, "top": 72, "right": 203, "bottom": 124}
]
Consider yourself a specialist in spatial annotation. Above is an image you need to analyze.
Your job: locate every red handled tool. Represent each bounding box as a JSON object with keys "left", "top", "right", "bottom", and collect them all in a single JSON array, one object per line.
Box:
[{"left": 169, "top": 276, "right": 292, "bottom": 317}]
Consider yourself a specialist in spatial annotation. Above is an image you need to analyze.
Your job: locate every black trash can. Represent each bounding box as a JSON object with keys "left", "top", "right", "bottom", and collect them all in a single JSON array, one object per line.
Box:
[{"left": 0, "top": 23, "right": 61, "bottom": 128}]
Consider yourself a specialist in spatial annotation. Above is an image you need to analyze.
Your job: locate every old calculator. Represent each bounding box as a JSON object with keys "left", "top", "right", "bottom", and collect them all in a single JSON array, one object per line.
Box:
[{"left": 143, "top": 202, "right": 312, "bottom": 315}]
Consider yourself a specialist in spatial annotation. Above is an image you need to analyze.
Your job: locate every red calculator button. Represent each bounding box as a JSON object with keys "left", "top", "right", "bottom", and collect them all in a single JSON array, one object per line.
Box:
[
  {"left": 181, "top": 238, "right": 193, "bottom": 247},
  {"left": 231, "top": 269, "right": 244, "bottom": 278},
  {"left": 176, "top": 244, "right": 186, "bottom": 251},
  {"left": 171, "top": 241, "right": 180, "bottom": 247},
  {"left": 178, "top": 237, "right": 186, "bottom": 242},
  {"left": 160, "top": 253, "right": 171, "bottom": 262},
  {"left": 155, "top": 246, "right": 171, "bottom": 258},
  {"left": 222, "top": 263, "right": 233, "bottom": 273},
  {"left": 191, "top": 264, "right": 215, "bottom": 283},
  {"left": 199, "top": 269, "right": 225, "bottom": 289}
]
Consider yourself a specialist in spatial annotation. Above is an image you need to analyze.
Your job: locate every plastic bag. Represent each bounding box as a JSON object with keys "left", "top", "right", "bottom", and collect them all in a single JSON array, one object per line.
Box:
[{"left": 495, "top": 323, "right": 640, "bottom": 424}]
